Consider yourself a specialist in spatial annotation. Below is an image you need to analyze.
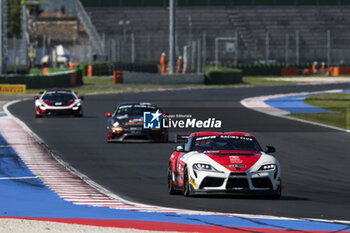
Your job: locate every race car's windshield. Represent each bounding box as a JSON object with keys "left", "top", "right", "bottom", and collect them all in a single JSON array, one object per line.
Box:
[
  {"left": 193, "top": 135, "right": 261, "bottom": 151},
  {"left": 116, "top": 105, "right": 157, "bottom": 117},
  {"left": 42, "top": 92, "right": 76, "bottom": 102}
]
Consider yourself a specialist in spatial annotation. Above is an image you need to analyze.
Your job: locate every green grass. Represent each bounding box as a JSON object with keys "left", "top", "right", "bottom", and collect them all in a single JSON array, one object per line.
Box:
[
  {"left": 243, "top": 76, "right": 295, "bottom": 86},
  {"left": 289, "top": 93, "right": 350, "bottom": 129},
  {"left": 83, "top": 76, "right": 114, "bottom": 85}
]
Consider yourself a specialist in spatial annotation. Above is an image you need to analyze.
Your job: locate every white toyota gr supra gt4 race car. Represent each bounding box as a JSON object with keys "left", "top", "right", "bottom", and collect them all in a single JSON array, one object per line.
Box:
[{"left": 168, "top": 132, "right": 281, "bottom": 198}]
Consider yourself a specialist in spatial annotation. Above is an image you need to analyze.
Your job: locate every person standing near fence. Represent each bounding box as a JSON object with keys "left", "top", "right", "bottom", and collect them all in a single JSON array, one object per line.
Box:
[
  {"left": 177, "top": 56, "right": 184, "bottom": 73},
  {"left": 160, "top": 52, "right": 167, "bottom": 74},
  {"left": 29, "top": 50, "right": 36, "bottom": 69},
  {"left": 312, "top": 61, "right": 318, "bottom": 74}
]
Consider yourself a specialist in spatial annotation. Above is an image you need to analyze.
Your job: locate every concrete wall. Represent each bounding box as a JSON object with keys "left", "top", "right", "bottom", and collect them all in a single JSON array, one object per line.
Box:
[{"left": 123, "top": 72, "right": 204, "bottom": 84}]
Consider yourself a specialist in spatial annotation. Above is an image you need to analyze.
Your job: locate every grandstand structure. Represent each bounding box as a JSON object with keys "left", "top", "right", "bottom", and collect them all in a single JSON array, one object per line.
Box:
[{"left": 80, "top": 0, "right": 350, "bottom": 64}]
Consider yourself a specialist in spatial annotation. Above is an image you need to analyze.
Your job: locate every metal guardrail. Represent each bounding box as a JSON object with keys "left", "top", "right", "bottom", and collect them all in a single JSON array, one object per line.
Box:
[{"left": 75, "top": 0, "right": 104, "bottom": 55}]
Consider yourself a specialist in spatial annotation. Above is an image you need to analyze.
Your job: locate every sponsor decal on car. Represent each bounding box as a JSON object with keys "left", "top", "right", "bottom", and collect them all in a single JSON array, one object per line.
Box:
[
  {"left": 229, "top": 156, "right": 243, "bottom": 164},
  {"left": 228, "top": 164, "right": 246, "bottom": 168}
]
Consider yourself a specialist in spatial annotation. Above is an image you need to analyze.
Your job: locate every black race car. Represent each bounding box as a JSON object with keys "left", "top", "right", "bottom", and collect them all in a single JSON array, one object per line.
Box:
[{"left": 106, "top": 102, "right": 168, "bottom": 142}]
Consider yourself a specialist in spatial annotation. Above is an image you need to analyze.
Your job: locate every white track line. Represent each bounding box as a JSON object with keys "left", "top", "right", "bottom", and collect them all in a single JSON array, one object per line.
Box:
[{"left": 3, "top": 99, "right": 350, "bottom": 224}]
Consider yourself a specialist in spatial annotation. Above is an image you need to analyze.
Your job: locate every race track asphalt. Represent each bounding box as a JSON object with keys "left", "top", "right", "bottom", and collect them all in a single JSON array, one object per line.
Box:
[{"left": 8, "top": 83, "right": 350, "bottom": 221}]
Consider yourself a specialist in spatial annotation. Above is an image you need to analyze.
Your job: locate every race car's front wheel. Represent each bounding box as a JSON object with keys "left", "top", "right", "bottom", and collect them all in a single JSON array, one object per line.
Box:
[
  {"left": 35, "top": 108, "right": 42, "bottom": 118},
  {"left": 167, "top": 164, "right": 176, "bottom": 195},
  {"left": 270, "top": 179, "right": 282, "bottom": 199},
  {"left": 183, "top": 167, "right": 192, "bottom": 197},
  {"left": 74, "top": 109, "right": 83, "bottom": 117}
]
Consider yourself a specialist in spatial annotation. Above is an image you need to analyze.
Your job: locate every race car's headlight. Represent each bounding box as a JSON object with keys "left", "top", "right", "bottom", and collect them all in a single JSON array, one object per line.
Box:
[
  {"left": 113, "top": 121, "right": 119, "bottom": 127},
  {"left": 112, "top": 126, "right": 123, "bottom": 132},
  {"left": 193, "top": 163, "right": 219, "bottom": 172},
  {"left": 72, "top": 102, "right": 81, "bottom": 110},
  {"left": 258, "top": 164, "right": 276, "bottom": 171}
]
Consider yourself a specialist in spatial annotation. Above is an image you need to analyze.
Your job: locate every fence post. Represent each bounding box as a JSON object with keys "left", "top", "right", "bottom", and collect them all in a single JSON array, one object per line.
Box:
[
  {"left": 13, "top": 36, "right": 17, "bottom": 73},
  {"left": 215, "top": 38, "right": 218, "bottom": 70},
  {"left": 296, "top": 30, "right": 299, "bottom": 64},
  {"left": 235, "top": 30, "right": 238, "bottom": 65},
  {"left": 191, "top": 40, "right": 196, "bottom": 72},
  {"left": 169, "top": 0, "right": 176, "bottom": 74},
  {"left": 117, "top": 38, "right": 121, "bottom": 61},
  {"left": 131, "top": 33, "right": 135, "bottom": 63},
  {"left": 183, "top": 45, "right": 189, "bottom": 73},
  {"left": 327, "top": 30, "right": 331, "bottom": 66},
  {"left": 0, "top": 0, "right": 7, "bottom": 75},
  {"left": 21, "top": 3, "right": 28, "bottom": 68},
  {"left": 147, "top": 32, "right": 151, "bottom": 60},
  {"left": 197, "top": 39, "right": 201, "bottom": 73},
  {"left": 265, "top": 31, "right": 269, "bottom": 62},
  {"left": 202, "top": 32, "right": 206, "bottom": 66},
  {"left": 111, "top": 39, "right": 116, "bottom": 62},
  {"left": 285, "top": 33, "right": 289, "bottom": 65}
]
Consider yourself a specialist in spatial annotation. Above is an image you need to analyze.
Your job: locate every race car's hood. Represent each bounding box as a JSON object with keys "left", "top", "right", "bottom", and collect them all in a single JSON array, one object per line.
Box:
[
  {"left": 42, "top": 99, "right": 76, "bottom": 107},
  {"left": 202, "top": 150, "right": 262, "bottom": 172}
]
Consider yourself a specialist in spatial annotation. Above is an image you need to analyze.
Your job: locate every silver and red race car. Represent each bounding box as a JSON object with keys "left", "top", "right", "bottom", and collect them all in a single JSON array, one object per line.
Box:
[
  {"left": 168, "top": 132, "right": 281, "bottom": 198},
  {"left": 34, "top": 89, "right": 84, "bottom": 117}
]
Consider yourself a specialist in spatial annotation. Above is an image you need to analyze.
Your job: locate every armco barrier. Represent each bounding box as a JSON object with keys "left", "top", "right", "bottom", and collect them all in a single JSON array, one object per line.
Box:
[
  {"left": 339, "top": 67, "right": 350, "bottom": 75},
  {"left": 281, "top": 67, "right": 299, "bottom": 76},
  {"left": 122, "top": 72, "right": 204, "bottom": 84},
  {"left": 0, "top": 70, "right": 83, "bottom": 89}
]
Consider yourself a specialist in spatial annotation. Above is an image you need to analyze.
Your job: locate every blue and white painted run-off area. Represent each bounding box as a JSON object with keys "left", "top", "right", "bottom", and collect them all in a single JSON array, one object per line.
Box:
[{"left": 265, "top": 90, "right": 350, "bottom": 114}]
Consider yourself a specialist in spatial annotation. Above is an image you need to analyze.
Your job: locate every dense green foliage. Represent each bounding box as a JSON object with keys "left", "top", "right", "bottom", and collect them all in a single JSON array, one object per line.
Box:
[
  {"left": 0, "top": 69, "right": 83, "bottom": 89},
  {"left": 205, "top": 69, "right": 243, "bottom": 85},
  {"left": 7, "top": 0, "right": 21, "bottom": 37},
  {"left": 225, "top": 63, "right": 312, "bottom": 76},
  {"left": 6, "top": 65, "right": 28, "bottom": 74}
]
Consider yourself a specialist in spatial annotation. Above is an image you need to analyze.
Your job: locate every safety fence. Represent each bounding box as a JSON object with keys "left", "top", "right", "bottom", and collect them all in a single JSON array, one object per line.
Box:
[{"left": 80, "top": 0, "right": 350, "bottom": 7}]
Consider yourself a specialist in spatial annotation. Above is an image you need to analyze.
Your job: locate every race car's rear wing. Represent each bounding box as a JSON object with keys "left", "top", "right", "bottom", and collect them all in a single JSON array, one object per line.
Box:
[{"left": 175, "top": 134, "right": 190, "bottom": 143}]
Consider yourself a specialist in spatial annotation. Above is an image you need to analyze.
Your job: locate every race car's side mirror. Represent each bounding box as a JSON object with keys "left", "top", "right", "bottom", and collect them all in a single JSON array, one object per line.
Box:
[
  {"left": 78, "top": 96, "right": 84, "bottom": 100},
  {"left": 175, "top": 145, "right": 184, "bottom": 152},
  {"left": 34, "top": 96, "right": 39, "bottom": 100},
  {"left": 265, "top": 146, "right": 276, "bottom": 154},
  {"left": 105, "top": 112, "right": 112, "bottom": 117}
]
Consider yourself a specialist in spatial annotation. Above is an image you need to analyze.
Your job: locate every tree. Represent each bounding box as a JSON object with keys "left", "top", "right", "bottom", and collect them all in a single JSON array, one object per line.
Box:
[{"left": 7, "top": 0, "right": 21, "bottom": 37}]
